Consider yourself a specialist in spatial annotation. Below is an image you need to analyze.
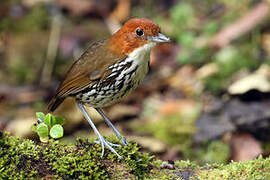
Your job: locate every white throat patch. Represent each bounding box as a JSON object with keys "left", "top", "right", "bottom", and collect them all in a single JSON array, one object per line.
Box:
[{"left": 127, "top": 42, "right": 157, "bottom": 64}]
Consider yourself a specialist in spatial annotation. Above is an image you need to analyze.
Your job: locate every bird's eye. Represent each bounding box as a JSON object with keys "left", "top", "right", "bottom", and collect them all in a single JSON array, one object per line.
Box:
[{"left": 136, "top": 28, "right": 144, "bottom": 37}]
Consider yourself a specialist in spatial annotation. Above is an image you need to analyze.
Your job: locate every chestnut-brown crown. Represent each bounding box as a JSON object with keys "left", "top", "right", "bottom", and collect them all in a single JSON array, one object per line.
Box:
[{"left": 107, "top": 18, "right": 160, "bottom": 55}]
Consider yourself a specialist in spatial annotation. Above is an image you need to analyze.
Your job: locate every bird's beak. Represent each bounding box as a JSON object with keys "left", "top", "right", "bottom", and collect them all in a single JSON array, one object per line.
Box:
[{"left": 149, "top": 33, "right": 171, "bottom": 43}]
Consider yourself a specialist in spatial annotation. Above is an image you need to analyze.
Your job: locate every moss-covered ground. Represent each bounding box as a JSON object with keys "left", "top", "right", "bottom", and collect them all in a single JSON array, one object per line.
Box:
[{"left": 1, "top": 131, "right": 270, "bottom": 180}]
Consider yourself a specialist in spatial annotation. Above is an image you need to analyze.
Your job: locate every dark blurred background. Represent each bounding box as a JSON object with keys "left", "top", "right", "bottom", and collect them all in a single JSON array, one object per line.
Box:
[{"left": 1, "top": 0, "right": 270, "bottom": 164}]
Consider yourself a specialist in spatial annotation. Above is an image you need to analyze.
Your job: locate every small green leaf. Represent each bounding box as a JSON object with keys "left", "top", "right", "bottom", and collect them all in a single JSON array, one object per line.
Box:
[
  {"left": 53, "top": 116, "right": 66, "bottom": 126},
  {"left": 50, "top": 124, "right": 64, "bottom": 139},
  {"left": 36, "top": 112, "right": 45, "bottom": 121},
  {"left": 44, "top": 113, "right": 55, "bottom": 127},
  {"left": 37, "top": 123, "right": 49, "bottom": 138}
]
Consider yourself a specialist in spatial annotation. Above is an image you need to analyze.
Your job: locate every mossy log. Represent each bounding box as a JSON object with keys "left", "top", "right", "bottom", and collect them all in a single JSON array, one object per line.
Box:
[{"left": 0, "top": 131, "right": 270, "bottom": 179}]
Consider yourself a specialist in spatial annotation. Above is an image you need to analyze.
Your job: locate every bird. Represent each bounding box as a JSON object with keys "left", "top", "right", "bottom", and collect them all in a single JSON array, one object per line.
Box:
[{"left": 48, "top": 18, "right": 170, "bottom": 158}]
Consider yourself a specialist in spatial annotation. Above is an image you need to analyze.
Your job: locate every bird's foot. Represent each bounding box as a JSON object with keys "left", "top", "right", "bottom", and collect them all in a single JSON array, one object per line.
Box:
[
  {"left": 120, "top": 136, "right": 128, "bottom": 146},
  {"left": 95, "top": 136, "right": 122, "bottom": 158},
  {"left": 94, "top": 139, "right": 121, "bottom": 147}
]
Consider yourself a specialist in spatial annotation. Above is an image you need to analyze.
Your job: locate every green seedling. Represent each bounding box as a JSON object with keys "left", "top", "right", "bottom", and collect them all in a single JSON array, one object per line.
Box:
[{"left": 32, "top": 112, "right": 66, "bottom": 142}]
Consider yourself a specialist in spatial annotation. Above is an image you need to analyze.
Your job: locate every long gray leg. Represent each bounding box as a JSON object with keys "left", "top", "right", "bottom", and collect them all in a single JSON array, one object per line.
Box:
[
  {"left": 95, "top": 108, "right": 128, "bottom": 145},
  {"left": 77, "top": 103, "right": 122, "bottom": 158}
]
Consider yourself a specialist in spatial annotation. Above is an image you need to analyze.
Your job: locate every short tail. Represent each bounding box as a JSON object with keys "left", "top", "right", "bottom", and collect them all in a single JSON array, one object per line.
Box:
[{"left": 47, "top": 97, "right": 65, "bottom": 112}]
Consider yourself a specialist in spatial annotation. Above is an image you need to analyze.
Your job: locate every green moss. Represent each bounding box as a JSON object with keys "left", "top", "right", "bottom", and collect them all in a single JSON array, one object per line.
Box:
[
  {"left": 173, "top": 157, "right": 270, "bottom": 180},
  {"left": 1, "top": 131, "right": 270, "bottom": 179},
  {"left": 0, "top": 132, "right": 153, "bottom": 179},
  {"left": 196, "top": 156, "right": 270, "bottom": 179}
]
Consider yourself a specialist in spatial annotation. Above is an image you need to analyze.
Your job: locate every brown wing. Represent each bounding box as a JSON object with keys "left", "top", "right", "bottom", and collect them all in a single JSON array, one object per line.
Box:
[{"left": 48, "top": 40, "right": 127, "bottom": 112}]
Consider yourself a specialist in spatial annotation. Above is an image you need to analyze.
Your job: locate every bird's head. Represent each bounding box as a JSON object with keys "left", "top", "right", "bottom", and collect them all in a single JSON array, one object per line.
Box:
[{"left": 107, "top": 18, "right": 170, "bottom": 56}]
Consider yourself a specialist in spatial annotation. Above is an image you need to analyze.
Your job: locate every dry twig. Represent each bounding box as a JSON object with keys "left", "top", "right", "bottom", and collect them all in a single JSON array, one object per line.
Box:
[
  {"left": 211, "top": 1, "right": 269, "bottom": 48},
  {"left": 40, "top": 11, "right": 62, "bottom": 85}
]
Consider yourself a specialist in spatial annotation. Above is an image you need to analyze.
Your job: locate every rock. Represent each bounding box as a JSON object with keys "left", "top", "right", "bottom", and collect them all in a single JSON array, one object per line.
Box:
[
  {"left": 229, "top": 132, "right": 263, "bottom": 162},
  {"left": 195, "top": 99, "right": 270, "bottom": 142}
]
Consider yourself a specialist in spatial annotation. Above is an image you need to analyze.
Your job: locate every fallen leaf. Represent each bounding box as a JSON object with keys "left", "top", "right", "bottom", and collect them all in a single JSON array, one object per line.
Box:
[{"left": 228, "top": 64, "right": 270, "bottom": 94}]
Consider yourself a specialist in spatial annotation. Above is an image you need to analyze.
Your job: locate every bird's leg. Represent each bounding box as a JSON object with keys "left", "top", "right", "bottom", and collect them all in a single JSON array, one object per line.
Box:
[
  {"left": 95, "top": 108, "right": 128, "bottom": 145},
  {"left": 77, "top": 103, "right": 122, "bottom": 158}
]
